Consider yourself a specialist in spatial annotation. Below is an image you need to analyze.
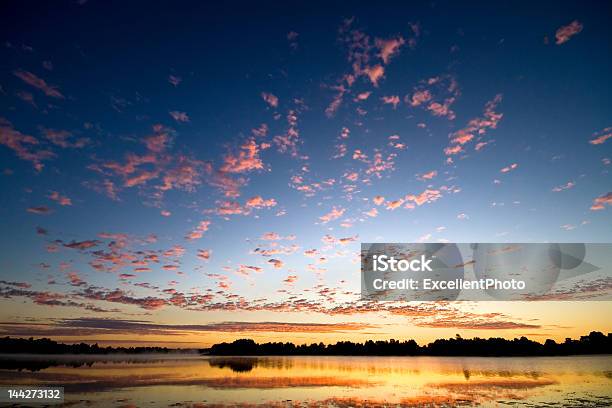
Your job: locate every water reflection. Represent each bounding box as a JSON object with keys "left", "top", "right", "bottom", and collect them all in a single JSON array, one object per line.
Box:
[
  {"left": 208, "top": 357, "right": 294, "bottom": 372},
  {"left": 0, "top": 355, "right": 608, "bottom": 407}
]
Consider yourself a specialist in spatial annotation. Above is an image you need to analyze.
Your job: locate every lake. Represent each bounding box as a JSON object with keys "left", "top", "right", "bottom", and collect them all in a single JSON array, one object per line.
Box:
[{"left": 0, "top": 354, "right": 610, "bottom": 407}]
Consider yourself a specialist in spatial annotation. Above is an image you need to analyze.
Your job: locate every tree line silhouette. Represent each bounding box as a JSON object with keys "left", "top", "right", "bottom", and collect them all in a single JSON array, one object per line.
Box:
[
  {"left": 1, "top": 332, "right": 610, "bottom": 356},
  {"left": 208, "top": 331, "right": 612, "bottom": 356},
  {"left": 0, "top": 337, "right": 174, "bottom": 354}
]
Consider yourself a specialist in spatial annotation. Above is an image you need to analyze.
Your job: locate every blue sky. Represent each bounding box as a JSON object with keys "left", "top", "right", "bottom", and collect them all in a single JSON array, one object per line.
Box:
[{"left": 0, "top": 0, "right": 610, "bottom": 345}]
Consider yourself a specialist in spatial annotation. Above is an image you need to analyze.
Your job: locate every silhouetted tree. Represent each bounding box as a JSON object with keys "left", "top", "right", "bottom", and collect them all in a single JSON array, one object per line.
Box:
[{"left": 207, "top": 332, "right": 611, "bottom": 356}]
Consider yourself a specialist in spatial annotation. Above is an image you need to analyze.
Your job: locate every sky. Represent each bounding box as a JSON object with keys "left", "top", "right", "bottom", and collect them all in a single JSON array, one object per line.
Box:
[{"left": 0, "top": 0, "right": 611, "bottom": 347}]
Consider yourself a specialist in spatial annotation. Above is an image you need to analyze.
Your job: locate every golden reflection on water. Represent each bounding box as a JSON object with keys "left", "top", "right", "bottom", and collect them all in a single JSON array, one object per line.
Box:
[{"left": 0, "top": 354, "right": 610, "bottom": 407}]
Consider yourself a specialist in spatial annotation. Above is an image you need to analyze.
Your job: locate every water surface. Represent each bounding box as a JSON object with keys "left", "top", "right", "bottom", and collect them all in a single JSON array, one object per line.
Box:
[{"left": 0, "top": 354, "right": 610, "bottom": 407}]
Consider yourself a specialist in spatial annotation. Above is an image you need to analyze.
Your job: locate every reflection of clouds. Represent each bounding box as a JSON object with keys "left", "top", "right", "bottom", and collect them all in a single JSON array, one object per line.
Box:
[
  {"left": 426, "top": 378, "right": 557, "bottom": 403},
  {"left": 429, "top": 378, "right": 556, "bottom": 390},
  {"left": 0, "top": 355, "right": 610, "bottom": 407},
  {"left": 0, "top": 370, "right": 374, "bottom": 392}
]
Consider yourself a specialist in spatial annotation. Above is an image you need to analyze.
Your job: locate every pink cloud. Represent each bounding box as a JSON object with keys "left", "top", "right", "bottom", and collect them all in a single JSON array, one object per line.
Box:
[
  {"left": 14, "top": 70, "right": 64, "bottom": 99},
  {"left": 163, "top": 245, "right": 186, "bottom": 258},
  {"left": 220, "top": 139, "right": 264, "bottom": 173},
  {"left": 387, "top": 134, "right": 406, "bottom": 150},
  {"left": 169, "top": 111, "right": 190, "bottom": 123},
  {"left": 268, "top": 259, "right": 284, "bottom": 269},
  {"left": 0, "top": 118, "right": 55, "bottom": 171},
  {"left": 381, "top": 95, "right": 400, "bottom": 109},
  {"left": 406, "top": 189, "right": 442, "bottom": 206},
  {"left": 364, "top": 207, "right": 378, "bottom": 217},
  {"left": 261, "top": 232, "right": 281, "bottom": 240},
  {"left": 261, "top": 92, "right": 279, "bottom": 108},
  {"left": 283, "top": 275, "right": 298, "bottom": 285},
  {"left": 67, "top": 272, "right": 86, "bottom": 287},
  {"left": 445, "top": 94, "right": 503, "bottom": 156},
  {"left": 252, "top": 123, "right": 268, "bottom": 138},
  {"left": 589, "top": 127, "right": 612, "bottom": 145},
  {"left": 552, "top": 181, "right": 575, "bottom": 192},
  {"left": 27, "top": 206, "right": 53, "bottom": 215},
  {"left": 555, "top": 20, "right": 583, "bottom": 45},
  {"left": 385, "top": 199, "right": 404, "bottom": 210},
  {"left": 214, "top": 200, "right": 245, "bottom": 216},
  {"left": 245, "top": 195, "right": 277, "bottom": 209},
  {"left": 427, "top": 99, "right": 456, "bottom": 120},
  {"left": 168, "top": 75, "right": 182, "bottom": 86},
  {"left": 450, "top": 131, "right": 474, "bottom": 145},
  {"left": 185, "top": 220, "right": 211, "bottom": 240},
  {"left": 42, "top": 128, "right": 90, "bottom": 148},
  {"left": 208, "top": 171, "right": 246, "bottom": 199},
  {"left": 48, "top": 191, "right": 72, "bottom": 206},
  {"left": 321, "top": 234, "right": 358, "bottom": 246},
  {"left": 444, "top": 145, "right": 463, "bottom": 156},
  {"left": 590, "top": 192, "right": 612, "bottom": 211},
  {"left": 197, "top": 249, "right": 211, "bottom": 260},
  {"left": 409, "top": 90, "right": 432, "bottom": 107},
  {"left": 363, "top": 64, "right": 385, "bottom": 86},
  {"left": 355, "top": 91, "right": 371, "bottom": 101},
  {"left": 376, "top": 36, "right": 405, "bottom": 64},
  {"left": 500, "top": 163, "right": 518, "bottom": 173},
  {"left": 304, "top": 249, "right": 319, "bottom": 257},
  {"left": 417, "top": 170, "right": 437, "bottom": 181},
  {"left": 325, "top": 86, "right": 345, "bottom": 118},
  {"left": 373, "top": 195, "right": 385, "bottom": 206},
  {"left": 319, "top": 207, "right": 345, "bottom": 223},
  {"left": 236, "top": 264, "right": 263, "bottom": 277},
  {"left": 343, "top": 172, "right": 359, "bottom": 184},
  {"left": 475, "top": 141, "right": 490, "bottom": 151}
]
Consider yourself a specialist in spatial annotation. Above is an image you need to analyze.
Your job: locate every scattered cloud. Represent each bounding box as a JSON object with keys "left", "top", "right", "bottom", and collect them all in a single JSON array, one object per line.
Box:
[
  {"left": 555, "top": 20, "right": 583, "bottom": 45},
  {"left": 185, "top": 220, "right": 211, "bottom": 240},
  {"left": 42, "top": 128, "right": 90, "bottom": 148},
  {"left": 500, "top": 163, "right": 518, "bottom": 173},
  {"left": 14, "top": 69, "right": 64, "bottom": 99},
  {"left": 376, "top": 36, "right": 405, "bottom": 64},
  {"left": 590, "top": 192, "right": 612, "bottom": 211},
  {"left": 0, "top": 118, "right": 55, "bottom": 171},
  {"left": 261, "top": 92, "right": 279, "bottom": 108},
  {"left": 445, "top": 94, "right": 503, "bottom": 157},
  {"left": 48, "top": 191, "right": 72, "bottom": 206},
  {"left": 169, "top": 111, "right": 190, "bottom": 123},
  {"left": 197, "top": 249, "right": 211, "bottom": 260},
  {"left": 168, "top": 75, "right": 182, "bottom": 86},
  {"left": 221, "top": 139, "right": 264, "bottom": 173},
  {"left": 417, "top": 170, "right": 437, "bottom": 181},
  {"left": 319, "top": 207, "right": 345, "bottom": 223},
  {"left": 268, "top": 258, "right": 284, "bottom": 269},
  {"left": 381, "top": 95, "right": 400, "bottom": 109},
  {"left": 589, "top": 127, "right": 612, "bottom": 145},
  {"left": 27, "top": 206, "right": 53, "bottom": 215},
  {"left": 552, "top": 181, "right": 575, "bottom": 192}
]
